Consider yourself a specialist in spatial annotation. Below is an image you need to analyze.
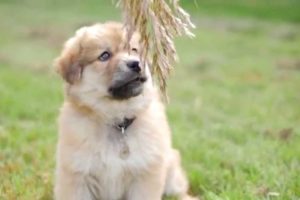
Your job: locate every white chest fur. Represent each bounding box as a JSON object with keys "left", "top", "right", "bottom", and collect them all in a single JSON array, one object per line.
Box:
[
  {"left": 57, "top": 99, "right": 170, "bottom": 199},
  {"left": 61, "top": 121, "right": 165, "bottom": 200}
]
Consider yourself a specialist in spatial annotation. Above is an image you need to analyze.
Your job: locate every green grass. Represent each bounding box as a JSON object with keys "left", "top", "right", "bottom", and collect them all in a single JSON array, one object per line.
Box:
[
  {"left": 182, "top": 0, "right": 300, "bottom": 22},
  {"left": 1, "top": 0, "right": 300, "bottom": 199}
]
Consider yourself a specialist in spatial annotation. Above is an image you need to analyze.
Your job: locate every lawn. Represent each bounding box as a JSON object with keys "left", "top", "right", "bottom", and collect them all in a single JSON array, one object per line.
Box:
[{"left": 0, "top": 0, "right": 300, "bottom": 199}]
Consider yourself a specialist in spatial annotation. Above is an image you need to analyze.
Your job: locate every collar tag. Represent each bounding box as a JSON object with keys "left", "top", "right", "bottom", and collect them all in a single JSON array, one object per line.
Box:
[
  {"left": 121, "top": 127, "right": 125, "bottom": 135},
  {"left": 114, "top": 117, "right": 135, "bottom": 160}
]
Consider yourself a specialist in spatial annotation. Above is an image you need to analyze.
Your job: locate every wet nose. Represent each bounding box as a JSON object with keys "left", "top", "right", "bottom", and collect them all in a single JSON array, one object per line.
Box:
[{"left": 126, "top": 61, "right": 141, "bottom": 73}]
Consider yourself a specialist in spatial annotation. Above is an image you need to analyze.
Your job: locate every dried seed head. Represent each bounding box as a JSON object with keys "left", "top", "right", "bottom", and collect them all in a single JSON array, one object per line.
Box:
[{"left": 117, "top": 0, "right": 195, "bottom": 99}]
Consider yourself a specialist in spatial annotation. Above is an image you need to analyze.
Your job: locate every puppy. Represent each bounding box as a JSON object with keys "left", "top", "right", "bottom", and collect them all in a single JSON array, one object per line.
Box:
[{"left": 54, "top": 22, "right": 197, "bottom": 200}]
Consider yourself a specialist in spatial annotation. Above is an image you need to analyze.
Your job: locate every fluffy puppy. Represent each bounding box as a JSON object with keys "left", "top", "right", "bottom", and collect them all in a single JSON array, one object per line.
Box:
[{"left": 54, "top": 22, "right": 197, "bottom": 200}]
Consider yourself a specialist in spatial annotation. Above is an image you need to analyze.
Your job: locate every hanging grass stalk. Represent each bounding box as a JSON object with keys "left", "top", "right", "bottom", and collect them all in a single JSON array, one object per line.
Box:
[{"left": 117, "top": 0, "right": 195, "bottom": 97}]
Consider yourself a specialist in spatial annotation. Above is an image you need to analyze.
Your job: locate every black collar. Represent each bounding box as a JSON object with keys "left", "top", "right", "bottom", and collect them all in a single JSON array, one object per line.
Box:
[{"left": 115, "top": 117, "right": 136, "bottom": 132}]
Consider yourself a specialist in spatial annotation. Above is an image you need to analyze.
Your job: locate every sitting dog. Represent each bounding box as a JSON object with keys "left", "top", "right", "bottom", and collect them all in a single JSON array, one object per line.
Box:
[{"left": 54, "top": 22, "right": 197, "bottom": 200}]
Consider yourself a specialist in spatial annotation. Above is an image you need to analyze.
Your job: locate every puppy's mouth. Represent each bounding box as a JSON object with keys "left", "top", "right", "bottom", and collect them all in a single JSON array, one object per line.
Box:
[
  {"left": 120, "top": 76, "right": 147, "bottom": 87},
  {"left": 108, "top": 75, "right": 147, "bottom": 100}
]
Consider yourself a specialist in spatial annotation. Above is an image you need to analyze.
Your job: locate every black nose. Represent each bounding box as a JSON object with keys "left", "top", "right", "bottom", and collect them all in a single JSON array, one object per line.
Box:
[{"left": 127, "top": 61, "right": 141, "bottom": 73}]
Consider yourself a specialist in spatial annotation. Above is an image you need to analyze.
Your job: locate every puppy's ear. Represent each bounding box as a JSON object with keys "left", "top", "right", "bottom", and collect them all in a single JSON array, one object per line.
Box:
[
  {"left": 54, "top": 27, "right": 86, "bottom": 84},
  {"left": 54, "top": 52, "right": 83, "bottom": 84}
]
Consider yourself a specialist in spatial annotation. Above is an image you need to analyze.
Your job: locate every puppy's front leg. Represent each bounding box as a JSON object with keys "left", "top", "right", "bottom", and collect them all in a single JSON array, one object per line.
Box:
[
  {"left": 55, "top": 169, "right": 92, "bottom": 200},
  {"left": 127, "top": 169, "right": 166, "bottom": 200}
]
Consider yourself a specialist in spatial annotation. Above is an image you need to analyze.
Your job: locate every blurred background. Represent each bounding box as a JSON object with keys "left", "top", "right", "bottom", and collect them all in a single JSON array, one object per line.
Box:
[{"left": 0, "top": 0, "right": 299, "bottom": 199}]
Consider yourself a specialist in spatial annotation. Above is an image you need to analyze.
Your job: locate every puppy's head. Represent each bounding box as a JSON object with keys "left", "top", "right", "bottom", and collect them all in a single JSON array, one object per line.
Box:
[
  {"left": 55, "top": 22, "right": 155, "bottom": 118},
  {"left": 55, "top": 22, "right": 153, "bottom": 107}
]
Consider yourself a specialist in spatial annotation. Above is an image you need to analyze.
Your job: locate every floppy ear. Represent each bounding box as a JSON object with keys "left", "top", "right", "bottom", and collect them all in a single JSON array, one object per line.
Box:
[
  {"left": 54, "top": 28, "right": 86, "bottom": 84},
  {"left": 54, "top": 51, "right": 83, "bottom": 84}
]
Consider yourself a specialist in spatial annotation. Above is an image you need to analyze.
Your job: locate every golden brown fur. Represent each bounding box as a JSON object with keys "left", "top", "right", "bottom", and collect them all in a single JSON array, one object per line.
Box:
[{"left": 54, "top": 22, "right": 197, "bottom": 200}]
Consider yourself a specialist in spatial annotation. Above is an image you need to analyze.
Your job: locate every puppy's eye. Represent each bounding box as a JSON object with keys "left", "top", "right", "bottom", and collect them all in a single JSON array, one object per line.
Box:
[
  {"left": 131, "top": 48, "right": 138, "bottom": 53},
  {"left": 98, "top": 51, "right": 111, "bottom": 61}
]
